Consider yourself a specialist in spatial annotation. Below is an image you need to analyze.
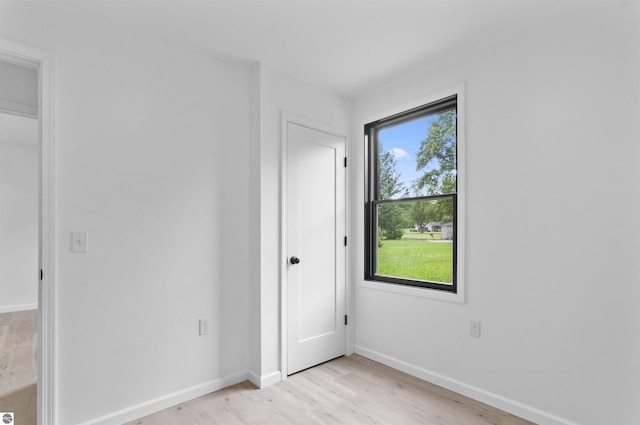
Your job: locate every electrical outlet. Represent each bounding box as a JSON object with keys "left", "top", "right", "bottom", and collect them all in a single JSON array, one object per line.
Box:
[
  {"left": 199, "top": 318, "right": 209, "bottom": 336},
  {"left": 470, "top": 320, "right": 481, "bottom": 338}
]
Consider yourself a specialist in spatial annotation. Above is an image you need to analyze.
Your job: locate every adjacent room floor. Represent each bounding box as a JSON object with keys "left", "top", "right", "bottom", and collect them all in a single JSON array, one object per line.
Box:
[
  {"left": 127, "top": 354, "right": 536, "bottom": 425},
  {"left": 0, "top": 309, "right": 37, "bottom": 425}
]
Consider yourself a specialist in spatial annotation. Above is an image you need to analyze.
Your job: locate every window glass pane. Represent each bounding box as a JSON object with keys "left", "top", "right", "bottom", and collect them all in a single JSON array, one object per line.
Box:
[
  {"left": 366, "top": 95, "right": 459, "bottom": 292},
  {"left": 378, "top": 108, "right": 456, "bottom": 200},
  {"left": 376, "top": 198, "right": 454, "bottom": 284}
]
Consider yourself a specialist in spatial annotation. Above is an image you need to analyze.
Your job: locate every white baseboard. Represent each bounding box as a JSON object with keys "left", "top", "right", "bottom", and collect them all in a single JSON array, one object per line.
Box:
[
  {"left": 76, "top": 370, "right": 249, "bottom": 425},
  {"left": 354, "top": 345, "right": 581, "bottom": 425},
  {"left": 248, "top": 370, "right": 261, "bottom": 387},
  {"left": 0, "top": 303, "right": 37, "bottom": 314},
  {"left": 248, "top": 369, "right": 282, "bottom": 388}
]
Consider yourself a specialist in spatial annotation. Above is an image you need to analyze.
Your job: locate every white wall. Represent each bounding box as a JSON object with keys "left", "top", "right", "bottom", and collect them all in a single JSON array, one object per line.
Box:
[
  {"left": 0, "top": 3, "right": 252, "bottom": 424},
  {"left": 3, "top": 1, "right": 637, "bottom": 424},
  {"left": 251, "top": 64, "right": 352, "bottom": 383},
  {"left": 352, "top": 2, "right": 639, "bottom": 425},
  {"left": 0, "top": 60, "right": 38, "bottom": 117},
  {"left": 0, "top": 114, "right": 39, "bottom": 312}
]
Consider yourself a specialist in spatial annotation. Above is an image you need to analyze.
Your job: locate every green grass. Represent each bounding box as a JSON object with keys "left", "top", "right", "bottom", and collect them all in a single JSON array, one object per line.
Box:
[{"left": 378, "top": 237, "right": 453, "bottom": 284}]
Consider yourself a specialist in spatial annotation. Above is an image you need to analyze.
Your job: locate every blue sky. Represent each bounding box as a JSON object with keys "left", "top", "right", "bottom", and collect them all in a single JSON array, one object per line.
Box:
[{"left": 379, "top": 115, "right": 437, "bottom": 195}]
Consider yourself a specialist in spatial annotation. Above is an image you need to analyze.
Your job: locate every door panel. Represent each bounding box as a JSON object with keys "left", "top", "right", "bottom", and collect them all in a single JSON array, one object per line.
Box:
[{"left": 286, "top": 121, "right": 345, "bottom": 375}]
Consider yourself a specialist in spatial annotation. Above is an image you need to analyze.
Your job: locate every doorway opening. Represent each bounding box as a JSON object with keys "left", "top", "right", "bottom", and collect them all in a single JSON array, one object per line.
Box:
[
  {"left": 0, "top": 58, "right": 39, "bottom": 425},
  {"left": 0, "top": 39, "right": 55, "bottom": 425}
]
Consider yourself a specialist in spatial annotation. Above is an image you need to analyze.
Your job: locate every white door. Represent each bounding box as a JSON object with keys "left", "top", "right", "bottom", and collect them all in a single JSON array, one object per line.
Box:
[{"left": 286, "top": 121, "right": 346, "bottom": 375}]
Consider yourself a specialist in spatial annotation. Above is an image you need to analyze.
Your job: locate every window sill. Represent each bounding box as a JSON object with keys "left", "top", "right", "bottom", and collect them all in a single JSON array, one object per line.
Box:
[{"left": 360, "top": 279, "right": 465, "bottom": 303}]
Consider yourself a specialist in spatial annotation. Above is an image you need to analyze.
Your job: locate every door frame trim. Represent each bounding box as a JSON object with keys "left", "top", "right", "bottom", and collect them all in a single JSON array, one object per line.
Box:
[
  {"left": 280, "top": 112, "right": 348, "bottom": 380},
  {"left": 0, "top": 38, "right": 56, "bottom": 425}
]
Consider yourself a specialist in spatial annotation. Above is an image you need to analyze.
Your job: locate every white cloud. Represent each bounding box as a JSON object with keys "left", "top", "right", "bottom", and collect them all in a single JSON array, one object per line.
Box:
[{"left": 390, "top": 147, "right": 409, "bottom": 159}]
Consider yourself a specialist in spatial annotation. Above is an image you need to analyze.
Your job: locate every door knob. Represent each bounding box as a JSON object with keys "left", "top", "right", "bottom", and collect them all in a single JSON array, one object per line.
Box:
[{"left": 290, "top": 256, "right": 300, "bottom": 265}]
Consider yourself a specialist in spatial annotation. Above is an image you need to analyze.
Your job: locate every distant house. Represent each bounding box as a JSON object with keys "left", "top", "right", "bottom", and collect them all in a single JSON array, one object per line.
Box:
[
  {"left": 441, "top": 222, "right": 454, "bottom": 240},
  {"left": 425, "top": 222, "right": 441, "bottom": 232}
]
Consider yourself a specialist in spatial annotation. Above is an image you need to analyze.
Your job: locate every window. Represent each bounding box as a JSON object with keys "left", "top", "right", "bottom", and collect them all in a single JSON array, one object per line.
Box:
[{"left": 365, "top": 95, "right": 459, "bottom": 293}]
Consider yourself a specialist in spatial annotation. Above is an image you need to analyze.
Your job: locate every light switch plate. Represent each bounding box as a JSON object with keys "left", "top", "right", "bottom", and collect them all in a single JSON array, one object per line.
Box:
[{"left": 71, "top": 232, "right": 88, "bottom": 253}]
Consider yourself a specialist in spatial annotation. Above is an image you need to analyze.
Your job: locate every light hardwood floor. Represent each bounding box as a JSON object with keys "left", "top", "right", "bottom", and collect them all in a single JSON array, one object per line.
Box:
[
  {"left": 0, "top": 309, "right": 37, "bottom": 425},
  {"left": 127, "top": 355, "right": 536, "bottom": 425},
  {"left": 0, "top": 311, "right": 537, "bottom": 425}
]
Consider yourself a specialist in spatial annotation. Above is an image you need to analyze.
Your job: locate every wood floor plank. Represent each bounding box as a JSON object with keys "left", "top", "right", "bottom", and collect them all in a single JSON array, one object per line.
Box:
[
  {"left": 0, "top": 310, "right": 537, "bottom": 425},
  {"left": 126, "top": 355, "right": 537, "bottom": 425},
  {"left": 337, "top": 354, "right": 510, "bottom": 423},
  {"left": 336, "top": 359, "right": 505, "bottom": 425},
  {"left": 0, "top": 310, "right": 37, "bottom": 425}
]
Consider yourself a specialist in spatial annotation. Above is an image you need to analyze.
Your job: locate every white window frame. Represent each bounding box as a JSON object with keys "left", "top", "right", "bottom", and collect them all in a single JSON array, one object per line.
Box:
[{"left": 361, "top": 85, "right": 465, "bottom": 304}]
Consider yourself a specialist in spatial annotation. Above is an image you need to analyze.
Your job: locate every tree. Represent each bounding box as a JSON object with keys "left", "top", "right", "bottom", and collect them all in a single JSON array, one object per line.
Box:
[
  {"left": 409, "top": 201, "right": 428, "bottom": 232},
  {"left": 407, "top": 185, "right": 435, "bottom": 232},
  {"left": 414, "top": 110, "right": 456, "bottom": 195},
  {"left": 378, "top": 145, "right": 407, "bottom": 240},
  {"left": 379, "top": 147, "right": 406, "bottom": 199},
  {"left": 414, "top": 110, "right": 456, "bottom": 224}
]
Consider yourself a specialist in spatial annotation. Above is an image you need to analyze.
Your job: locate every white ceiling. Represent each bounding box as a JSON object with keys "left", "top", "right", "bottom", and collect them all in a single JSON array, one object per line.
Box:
[{"left": 67, "top": 0, "right": 594, "bottom": 99}]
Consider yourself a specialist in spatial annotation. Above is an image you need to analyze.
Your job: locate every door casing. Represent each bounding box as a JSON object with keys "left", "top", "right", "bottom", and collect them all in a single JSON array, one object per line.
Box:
[{"left": 280, "top": 113, "right": 350, "bottom": 379}]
